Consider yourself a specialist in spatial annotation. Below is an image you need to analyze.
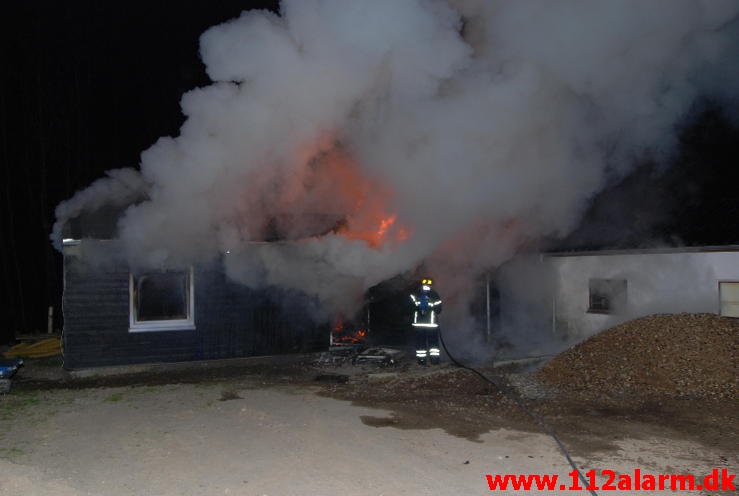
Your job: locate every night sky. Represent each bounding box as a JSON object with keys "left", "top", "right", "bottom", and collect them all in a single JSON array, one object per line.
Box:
[
  {"left": 1, "top": 1, "right": 738, "bottom": 345},
  {"left": 1, "top": 1, "right": 278, "bottom": 343}
]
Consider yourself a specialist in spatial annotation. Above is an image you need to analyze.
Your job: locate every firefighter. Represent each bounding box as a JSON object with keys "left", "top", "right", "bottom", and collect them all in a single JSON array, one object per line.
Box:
[{"left": 409, "top": 278, "right": 442, "bottom": 365}]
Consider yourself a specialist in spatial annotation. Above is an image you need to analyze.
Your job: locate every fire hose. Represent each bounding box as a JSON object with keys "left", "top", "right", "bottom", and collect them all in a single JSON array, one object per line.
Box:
[{"left": 437, "top": 327, "right": 599, "bottom": 496}]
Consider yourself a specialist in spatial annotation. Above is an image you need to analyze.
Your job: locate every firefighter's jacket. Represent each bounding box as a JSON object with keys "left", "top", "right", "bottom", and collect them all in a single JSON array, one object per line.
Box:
[{"left": 410, "top": 289, "right": 442, "bottom": 328}]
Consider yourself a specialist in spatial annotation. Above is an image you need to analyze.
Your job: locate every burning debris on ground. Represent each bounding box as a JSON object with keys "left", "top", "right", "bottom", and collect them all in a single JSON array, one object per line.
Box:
[
  {"left": 316, "top": 345, "right": 406, "bottom": 368},
  {"left": 317, "top": 304, "right": 412, "bottom": 368},
  {"left": 329, "top": 314, "right": 369, "bottom": 347},
  {"left": 354, "top": 347, "right": 405, "bottom": 366}
]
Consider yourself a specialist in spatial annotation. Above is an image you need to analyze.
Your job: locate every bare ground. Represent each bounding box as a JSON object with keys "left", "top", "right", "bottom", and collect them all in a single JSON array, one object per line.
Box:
[{"left": 0, "top": 355, "right": 736, "bottom": 495}]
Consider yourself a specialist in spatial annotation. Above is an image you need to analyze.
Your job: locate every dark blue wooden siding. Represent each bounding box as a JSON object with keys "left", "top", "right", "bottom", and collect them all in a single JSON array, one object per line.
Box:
[{"left": 62, "top": 253, "right": 326, "bottom": 368}]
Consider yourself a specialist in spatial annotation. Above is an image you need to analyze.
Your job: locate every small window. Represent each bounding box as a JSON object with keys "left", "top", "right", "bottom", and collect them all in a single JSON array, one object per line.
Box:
[
  {"left": 719, "top": 281, "right": 739, "bottom": 318},
  {"left": 129, "top": 269, "right": 195, "bottom": 332},
  {"left": 588, "top": 278, "right": 627, "bottom": 314}
]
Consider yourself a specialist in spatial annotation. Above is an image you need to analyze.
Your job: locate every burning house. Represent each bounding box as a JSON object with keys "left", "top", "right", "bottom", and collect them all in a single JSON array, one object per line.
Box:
[
  {"left": 56, "top": 146, "right": 418, "bottom": 369},
  {"left": 60, "top": 239, "right": 327, "bottom": 368},
  {"left": 51, "top": 2, "right": 739, "bottom": 367},
  {"left": 58, "top": 180, "right": 409, "bottom": 368}
]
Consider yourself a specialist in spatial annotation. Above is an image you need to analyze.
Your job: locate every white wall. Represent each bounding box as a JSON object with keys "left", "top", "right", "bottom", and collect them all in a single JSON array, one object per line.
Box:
[{"left": 549, "top": 250, "right": 739, "bottom": 341}]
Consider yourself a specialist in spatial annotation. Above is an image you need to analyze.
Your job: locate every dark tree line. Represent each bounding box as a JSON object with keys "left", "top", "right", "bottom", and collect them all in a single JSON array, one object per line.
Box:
[{"left": 0, "top": 1, "right": 277, "bottom": 344}]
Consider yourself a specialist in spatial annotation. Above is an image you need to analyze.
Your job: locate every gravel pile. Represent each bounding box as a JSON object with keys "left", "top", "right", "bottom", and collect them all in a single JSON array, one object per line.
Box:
[{"left": 537, "top": 313, "right": 738, "bottom": 399}]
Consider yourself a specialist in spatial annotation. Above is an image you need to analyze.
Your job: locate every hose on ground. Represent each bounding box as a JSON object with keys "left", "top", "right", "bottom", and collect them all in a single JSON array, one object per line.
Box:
[{"left": 437, "top": 327, "right": 598, "bottom": 496}]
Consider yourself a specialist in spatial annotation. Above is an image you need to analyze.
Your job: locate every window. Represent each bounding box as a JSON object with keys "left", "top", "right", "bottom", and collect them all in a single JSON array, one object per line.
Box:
[
  {"left": 588, "top": 278, "right": 627, "bottom": 314},
  {"left": 129, "top": 269, "right": 195, "bottom": 332},
  {"left": 719, "top": 281, "right": 739, "bottom": 318}
]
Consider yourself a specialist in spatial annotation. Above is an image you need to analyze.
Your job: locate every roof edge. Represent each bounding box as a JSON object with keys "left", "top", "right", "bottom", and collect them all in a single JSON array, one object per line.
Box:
[{"left": 545, "top": 244, "right": 739, "bottom": 257}]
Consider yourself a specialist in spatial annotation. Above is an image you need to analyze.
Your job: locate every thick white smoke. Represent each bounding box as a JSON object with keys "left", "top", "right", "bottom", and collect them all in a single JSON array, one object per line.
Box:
[{"left": 53, "top": 0, "right": 739, "bottom": 323}]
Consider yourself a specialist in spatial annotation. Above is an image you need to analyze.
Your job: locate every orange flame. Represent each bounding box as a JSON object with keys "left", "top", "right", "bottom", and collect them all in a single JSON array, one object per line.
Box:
[
  {"left": 377, "top": 214, "right": 396, "bottom": 238},
  {"left": 338, "top": 329, "right": 367, "bottom": 343},
  {"left": 331, "top": 314, "right": 367, "bottom": 344},
  {"left": 332, "top": 315, "right": 344, "bottom": 333},
  {"left": 340, "top": 212, "right": 408, "bottom": 248},
  {"left": 301, "top": 143, "right": 410, "bottom": 248}
]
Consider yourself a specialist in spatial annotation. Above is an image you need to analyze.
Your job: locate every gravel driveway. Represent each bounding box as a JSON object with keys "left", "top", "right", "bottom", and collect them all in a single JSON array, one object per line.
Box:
[{"left": 0, "top": 358, "right": 735, "bottom": 496}]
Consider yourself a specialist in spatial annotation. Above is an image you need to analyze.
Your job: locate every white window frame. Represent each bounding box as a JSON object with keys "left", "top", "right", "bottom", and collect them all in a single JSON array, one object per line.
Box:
[
  {"left": 129, "top": 268, "right": 196, "bottom": 332},
  {"left": 718, "top": 280, "right": 739, "bottom": 318}
]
